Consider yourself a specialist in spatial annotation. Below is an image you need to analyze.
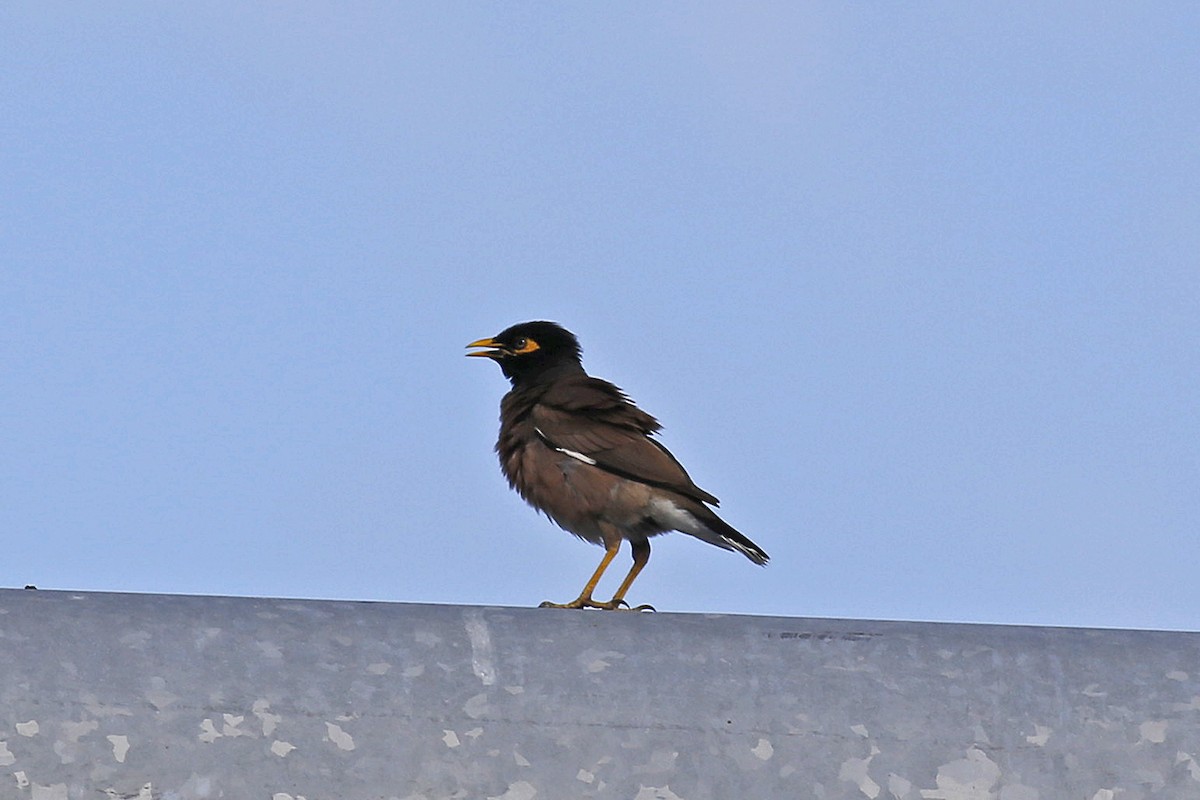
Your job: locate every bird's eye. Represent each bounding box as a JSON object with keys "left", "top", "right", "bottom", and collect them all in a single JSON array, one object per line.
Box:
[{"left": 510, "top": 336, "right": 540, "bottom": 355}]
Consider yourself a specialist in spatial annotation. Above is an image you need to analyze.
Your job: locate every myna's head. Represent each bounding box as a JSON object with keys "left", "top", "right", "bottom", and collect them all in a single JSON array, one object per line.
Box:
[{"left": 467, "top": 320, "right": 584, "bottom": 384}]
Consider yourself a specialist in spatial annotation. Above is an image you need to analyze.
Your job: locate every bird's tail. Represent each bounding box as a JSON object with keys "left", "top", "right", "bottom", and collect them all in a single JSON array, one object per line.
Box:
[{"left": 677, "top": 500, "right": 769, "bottom": 566}]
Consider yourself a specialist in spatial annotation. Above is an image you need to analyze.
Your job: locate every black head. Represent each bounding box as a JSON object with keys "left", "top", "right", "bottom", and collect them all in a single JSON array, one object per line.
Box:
[{"left": 466, "top": 320, "right": 585, "bottom": 385}]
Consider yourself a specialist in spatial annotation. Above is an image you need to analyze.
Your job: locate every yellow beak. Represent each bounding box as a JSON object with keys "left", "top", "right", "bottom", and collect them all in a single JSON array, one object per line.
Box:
[{"left": 465, "top": 337, "right": 504, "bottom": 358}]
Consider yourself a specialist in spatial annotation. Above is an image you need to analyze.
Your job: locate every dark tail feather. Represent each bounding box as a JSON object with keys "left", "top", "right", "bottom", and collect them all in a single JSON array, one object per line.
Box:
[{"left": 687, "top": 503, "right": 769, "bottom": 566}]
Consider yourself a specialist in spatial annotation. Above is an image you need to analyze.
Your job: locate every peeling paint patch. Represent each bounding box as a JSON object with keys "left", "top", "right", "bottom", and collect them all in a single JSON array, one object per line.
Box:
[
  {"left": 465, "top": 727, "right": 484, "bottom": 739},
  {"left": 851, "top": 724, "right": 870, "bottom": 738},
  {"left": 107, "top": 734, "right": 130, "bottom": 763},
  {"left": 199, "top": 718, "right": 222, "bottom": 743},
  {"left": 271, "top": 740, "right": 296, "bottom": 757},
  {"left": 632, "top": 786, "right": 685, "bottom": 800},
  {"left": 839, "top": 748, "right": 881, "bottom": 799},
  {"left": 888, "top": 774, "right": 913, "bottom": 798},
  {"left": 1167, "top": 670, "right": 1189, "bottom": 681},
  {"left": 751, "top": 738, "right": 774, "bottom": 760},
  {"left": 487, "top": 780, "right": 537, "bottom": 800},
  {"left": 464, "top": 609, "right": 497, "bottom": 686},
  {"left": 1000, "top": 785, "right": 1039, "bottom": 800},
  {"left": 253, "top": 699, "right": 282, "bottom": 736},
  {"left": 325, "top": 722, "right": 355, "bottom": 751},
  {"left": 16, "top": 720, "right": 39, "bottom": 737},
  {"left": 442, "top": 730, "right": 461, "bottom": 748},
  {"left": 514, "top": 749, "right": 531, "bottom": 767},
  {"left": 919, "top": 748, "right": 1001, "bottom": 800},
  {"left": 577, "top": 769, "right": 595, "bottom": 783},
  {"left": 0, "top": 741, "right": 13, "bottom": 767},
  {"left": 403, "top": 664, "right": 425, "bottom": 678},
  {"left": 1139, "top": 720, "right": 1168, "bottom": 744},
  {"left": 1091, "top": 791, "right": 1116, "bottom": 800},
  {"left": 1025, "top": 725, "right": 1052, "bottom": 746},
  {"left": 14, "top": 771, "right": 29, "bottom": 789},
  {"left": 366, "top": 661, "right": 392, "bottom": 675},
  {"left": 222, "top": 713, "right": 249, "bottom": 737}
]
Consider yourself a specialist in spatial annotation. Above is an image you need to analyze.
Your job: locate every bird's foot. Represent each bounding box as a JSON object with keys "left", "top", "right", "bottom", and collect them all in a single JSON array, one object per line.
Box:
[
  {"left": 538, "top": 597, "right": 601, "bottom": 609},
  {"left": 538, "top": 597, "right": 655, "bottom": 612}
]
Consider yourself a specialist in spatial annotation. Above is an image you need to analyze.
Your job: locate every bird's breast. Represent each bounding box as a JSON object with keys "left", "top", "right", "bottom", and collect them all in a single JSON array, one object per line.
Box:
[{"left": 498, "top": 428, "right": 639, "bottom": 542}]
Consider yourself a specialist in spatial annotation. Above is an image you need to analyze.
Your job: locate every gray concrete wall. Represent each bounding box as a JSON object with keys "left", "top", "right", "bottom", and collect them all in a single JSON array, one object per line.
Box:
[{"left": 1, "top": 589, "right": 1198, "bottom": 800}]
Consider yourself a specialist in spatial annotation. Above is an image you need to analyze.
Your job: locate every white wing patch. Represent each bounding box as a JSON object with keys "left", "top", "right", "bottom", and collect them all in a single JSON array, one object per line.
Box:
[{"left": 535, "top": 427, "right": 597, "bottom": 466}]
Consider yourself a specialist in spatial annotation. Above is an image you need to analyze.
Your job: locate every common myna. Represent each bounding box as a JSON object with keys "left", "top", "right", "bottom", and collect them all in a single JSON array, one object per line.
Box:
[{"left": 467, "top": 321, "right": 768, "bottom": 610}]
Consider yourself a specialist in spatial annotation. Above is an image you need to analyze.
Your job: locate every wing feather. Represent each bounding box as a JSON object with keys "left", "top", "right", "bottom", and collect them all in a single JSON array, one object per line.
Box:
[{"left": 533, "top": 376, "right": 719, "bottom": 506}]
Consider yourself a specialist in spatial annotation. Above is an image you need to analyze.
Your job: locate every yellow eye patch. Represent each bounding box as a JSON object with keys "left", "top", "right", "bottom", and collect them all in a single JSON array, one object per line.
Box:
[{"left": 512, "top": 337, "right": 540, "bottom": 354}]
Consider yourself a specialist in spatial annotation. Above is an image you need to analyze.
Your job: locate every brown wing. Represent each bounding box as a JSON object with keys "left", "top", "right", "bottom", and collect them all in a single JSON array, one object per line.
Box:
[{"left": 533, "top": 376, "right": 720, "bottom": 506}]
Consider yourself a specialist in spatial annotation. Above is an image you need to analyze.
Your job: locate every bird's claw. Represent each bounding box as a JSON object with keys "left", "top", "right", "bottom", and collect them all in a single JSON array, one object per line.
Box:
[
  {"left": 615, "top": 600, "right": 656, "bottom": 612},
  {"left": 537, "top": 598, "right": 655, "bottom": 612}
]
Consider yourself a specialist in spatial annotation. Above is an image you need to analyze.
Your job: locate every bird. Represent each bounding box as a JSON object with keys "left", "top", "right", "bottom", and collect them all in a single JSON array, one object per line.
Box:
[{"left": 467, "top": 320, "right": 768, "bottom": 611}]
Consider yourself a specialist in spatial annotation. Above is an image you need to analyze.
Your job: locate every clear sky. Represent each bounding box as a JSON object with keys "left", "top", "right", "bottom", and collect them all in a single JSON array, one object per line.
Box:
[{"left": 3, "top": 4, "right": 1197, "bottom": 631}]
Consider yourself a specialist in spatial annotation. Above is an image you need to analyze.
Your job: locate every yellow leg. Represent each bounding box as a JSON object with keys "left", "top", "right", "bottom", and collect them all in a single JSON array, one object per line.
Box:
[
  {"left": 539, "top": 540, "right": 621, "bottom": 609},
  {"left": 606, "top": 540, "right": 654, "bottom": 612}
]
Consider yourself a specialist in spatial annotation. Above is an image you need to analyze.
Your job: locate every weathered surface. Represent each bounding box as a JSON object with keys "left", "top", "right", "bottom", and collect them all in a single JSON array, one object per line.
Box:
[{"left": 1, "top": 589, "right": 1197, "bottom": 799}]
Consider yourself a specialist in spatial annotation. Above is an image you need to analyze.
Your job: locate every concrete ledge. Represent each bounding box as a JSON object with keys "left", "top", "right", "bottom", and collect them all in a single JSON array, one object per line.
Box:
[{"left": 1, "top": 589, "right": 1198, "bottom": 799}]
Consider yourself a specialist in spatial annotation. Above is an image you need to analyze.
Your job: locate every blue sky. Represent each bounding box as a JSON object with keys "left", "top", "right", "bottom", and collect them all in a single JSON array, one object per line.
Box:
[{"left": 3, "top": 4, "right": 1197, "bottom": 630}]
